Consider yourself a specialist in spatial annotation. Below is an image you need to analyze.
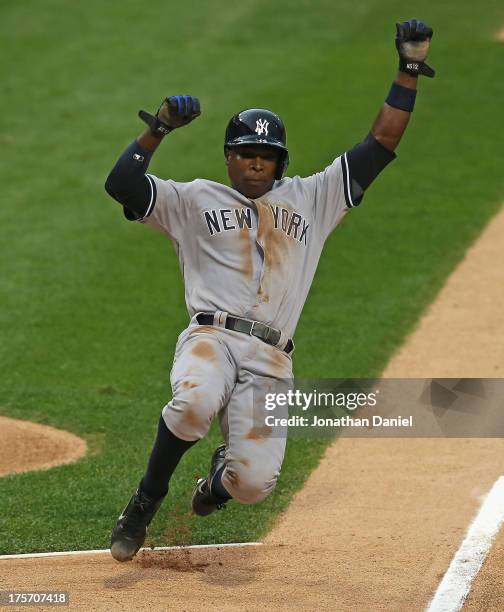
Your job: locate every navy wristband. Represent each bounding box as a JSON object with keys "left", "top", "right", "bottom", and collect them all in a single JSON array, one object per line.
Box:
[{"left": 385, "top": 82, "right": 417, "bottom": 112}]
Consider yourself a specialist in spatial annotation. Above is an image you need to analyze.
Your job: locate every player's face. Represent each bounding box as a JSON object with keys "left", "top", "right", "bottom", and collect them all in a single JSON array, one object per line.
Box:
[{"left": 225, "top": 145, "right": 279, "bottom": 199}]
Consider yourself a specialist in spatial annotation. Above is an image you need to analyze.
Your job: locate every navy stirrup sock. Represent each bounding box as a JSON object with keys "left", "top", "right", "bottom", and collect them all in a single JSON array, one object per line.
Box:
[
  {"left": 210, "top": 465, "right": 232, "bottom": 500},
  {"left": 140, "top": 416, "right": 196, "bottom": 499}
]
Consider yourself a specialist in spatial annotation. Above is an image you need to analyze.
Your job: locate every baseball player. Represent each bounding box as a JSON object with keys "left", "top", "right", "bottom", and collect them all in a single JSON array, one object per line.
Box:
[{"left": 105, "top": 19, "right": 435, "bottom": 562}]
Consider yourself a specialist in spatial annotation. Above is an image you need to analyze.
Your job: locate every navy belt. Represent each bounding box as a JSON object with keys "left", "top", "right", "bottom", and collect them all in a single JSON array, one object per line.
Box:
[{"left": 195, "top": 313, "right": 294, "bottom": 354}]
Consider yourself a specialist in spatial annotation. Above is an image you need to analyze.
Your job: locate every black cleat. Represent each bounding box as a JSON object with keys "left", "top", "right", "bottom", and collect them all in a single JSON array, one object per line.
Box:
[
  {"left": 191, "top": 444, "right": 230, "bottom": 516},
  {"left": 110, "top": 487, "right": 164, "bottom": 562}
]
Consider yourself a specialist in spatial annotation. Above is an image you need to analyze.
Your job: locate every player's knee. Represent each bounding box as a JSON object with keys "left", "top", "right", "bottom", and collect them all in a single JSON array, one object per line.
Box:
[
  {"left": 222, "top": 461, "right": 279, "bottom": 505},
  {"left": 162, "top": 385, "right": 222, "bottom": 441}
]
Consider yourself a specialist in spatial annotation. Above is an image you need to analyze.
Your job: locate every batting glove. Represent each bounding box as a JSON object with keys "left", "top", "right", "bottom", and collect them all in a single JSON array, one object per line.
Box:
[
  {"left": 139, "top": 95, "right": 201, "bottom": 136},
  {"left": 396, "top": 19, "right": 435, "bottom": 78}
]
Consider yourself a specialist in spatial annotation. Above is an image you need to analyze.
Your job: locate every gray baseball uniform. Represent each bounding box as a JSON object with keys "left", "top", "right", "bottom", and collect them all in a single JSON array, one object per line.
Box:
[{"left": 133, "top": 157, "right": 350, "bottom": 502}]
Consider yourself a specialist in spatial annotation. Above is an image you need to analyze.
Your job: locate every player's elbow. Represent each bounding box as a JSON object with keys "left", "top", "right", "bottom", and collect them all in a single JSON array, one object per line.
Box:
[
  {"left": 104, "top": 171, "right": 131, "bottom": 207},
  {"left": 105, "top": 171, "right": 117, "bottom": 198}
]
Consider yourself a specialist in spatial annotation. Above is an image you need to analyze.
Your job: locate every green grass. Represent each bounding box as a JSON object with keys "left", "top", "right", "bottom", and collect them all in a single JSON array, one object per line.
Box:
[{"left": 1, "top": 0, "right": 503, "bottom": 553}]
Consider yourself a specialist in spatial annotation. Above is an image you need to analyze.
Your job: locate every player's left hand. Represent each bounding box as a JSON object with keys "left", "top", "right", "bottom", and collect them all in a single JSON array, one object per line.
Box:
[{"left": 395, "top": 19, "right": 435, "bottom": 78}]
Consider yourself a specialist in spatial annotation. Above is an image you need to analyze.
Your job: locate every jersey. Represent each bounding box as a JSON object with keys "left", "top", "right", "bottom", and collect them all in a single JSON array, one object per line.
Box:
[{"left": 132, "top": 155, "right": 355, "bottom": 340}]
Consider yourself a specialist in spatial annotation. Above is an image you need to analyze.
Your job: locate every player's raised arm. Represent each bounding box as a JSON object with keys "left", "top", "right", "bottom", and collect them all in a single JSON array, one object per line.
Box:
[
  {"left": 341, "top": 19, "right": 434, "bottom": 207},
  {"left": 104, "top": 96, "right": 200, "bottom": 219},
  {"left": 371, "top": 19, "right": 434, "bottom": 152}
]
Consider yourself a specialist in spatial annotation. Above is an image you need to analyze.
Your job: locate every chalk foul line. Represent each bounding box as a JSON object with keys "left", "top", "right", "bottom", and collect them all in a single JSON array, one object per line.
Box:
[
  {"left": 0, "top": 542, "right": 262, "bottom": 560},
  {"left": 426, "top": 475, "right": 504, "bottom": 611}
]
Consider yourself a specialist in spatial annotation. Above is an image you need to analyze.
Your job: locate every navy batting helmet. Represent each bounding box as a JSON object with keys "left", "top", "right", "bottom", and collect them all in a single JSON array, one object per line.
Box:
[{"left": 224, "top": 108, "right": 289, "bottom": 180}]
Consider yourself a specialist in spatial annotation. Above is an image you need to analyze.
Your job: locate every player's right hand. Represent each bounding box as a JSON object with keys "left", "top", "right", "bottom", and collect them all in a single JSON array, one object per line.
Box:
[
  {"left": 395, "top": 19, "right": 435, "bottom": 78},
  {"left": 157, "top": 95, "right": 201, "bottom": 129}
]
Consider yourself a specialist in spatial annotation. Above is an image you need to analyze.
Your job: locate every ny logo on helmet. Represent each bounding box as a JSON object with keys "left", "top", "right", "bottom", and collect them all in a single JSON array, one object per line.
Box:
[{"left": 255, "top": 119, "right": 269, "bottom": 136}]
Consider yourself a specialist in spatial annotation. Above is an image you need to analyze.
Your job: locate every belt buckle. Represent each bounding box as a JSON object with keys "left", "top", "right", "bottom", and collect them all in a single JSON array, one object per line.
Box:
[
  {"left": 250, "top": 321, "right": 279, "bottom": 347},
  {"left": 250, "top": 320, "right": 262, "bottom": 338},
  {"left": 250, "top": 320, "right": 267, "bottom": 341}
]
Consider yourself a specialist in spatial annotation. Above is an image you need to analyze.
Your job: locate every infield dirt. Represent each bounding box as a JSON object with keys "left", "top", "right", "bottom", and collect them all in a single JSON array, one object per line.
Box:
[
  {"left": 1, "top": 206, "right": 504, "bottom": 610},
  {"left": 0, "top": 416, "right": 86, "bottom": 477}
]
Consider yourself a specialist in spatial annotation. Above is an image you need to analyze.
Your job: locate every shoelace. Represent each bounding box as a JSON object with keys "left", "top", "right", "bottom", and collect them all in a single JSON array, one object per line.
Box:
[{"left": 121, "top": 494, "right": 154, "bottom": 528}]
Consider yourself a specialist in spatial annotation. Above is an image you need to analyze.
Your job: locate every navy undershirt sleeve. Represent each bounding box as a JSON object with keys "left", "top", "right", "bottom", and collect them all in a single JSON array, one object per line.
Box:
[
  {"left": 104, "top": 140, "right": 155, "bottom": 219},
  {"left": 344, "top": 133, "right": 396, "bottom": 206}
]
